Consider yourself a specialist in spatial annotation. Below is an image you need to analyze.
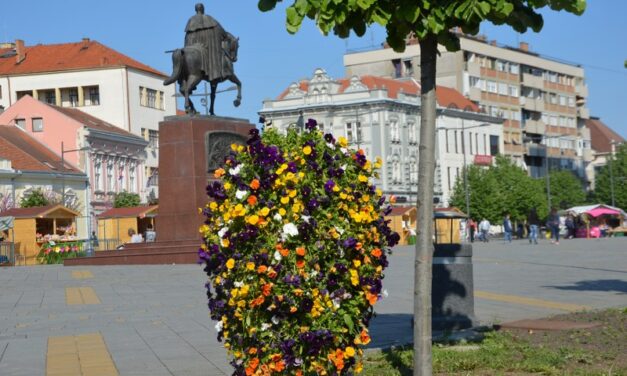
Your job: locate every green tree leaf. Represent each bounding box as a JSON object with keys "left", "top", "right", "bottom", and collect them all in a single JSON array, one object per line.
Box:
[{"left": 113, "top": 191, "right": 141, "bottom": 208}]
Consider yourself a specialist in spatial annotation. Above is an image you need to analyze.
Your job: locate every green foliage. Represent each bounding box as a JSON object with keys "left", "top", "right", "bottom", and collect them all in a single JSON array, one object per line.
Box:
[
  {"left": 258, "top": 0, "right": 585, "bottom": 52},
  {"left": 19, "top": 188, "right": 49, "bottom": 208},
  {"left": 593, "top": 143, "right": 627, "bottom": 208},
  {"left": 547, "top": 170, "right": 586, "bottom": 209},
  {"left": 113, "top": 191, "right": 141, "bottom": 208},
  {"left": 450, "top": 156, "right": 550, "bottom": 222}
]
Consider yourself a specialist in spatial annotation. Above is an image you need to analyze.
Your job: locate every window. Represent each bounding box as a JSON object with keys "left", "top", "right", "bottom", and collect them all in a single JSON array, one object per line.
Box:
[
  {"left": 568, "top": 97, "right": 575, "bottom": 107},
  {"left": 148, "top": 129, "right": 159, "bottom": 147},
  {"left": 346, "top": 122, "right": 354, "bottom": 143},
  {"left": 549, "top": 93, "right": 557, "bottom": 104},
  {"left": 484, "top": 134, "right": 487, "bottom": 155},
  {"left": 32, "top": 118, "right": 43, "bottom": 132},
  {"left": 129, "top": 166, "right": 136, "bottom": 193},
  {"left": 408, "top": 122, "right": 417, "bottom": 144},
  {"left": 469, "top": 132, "right": 473, "bottom": 155},
  {"left": 475, "top": 133, "right": 479, "bottom": 154},
  {"left": 409, "top": 157, "right": 418, "bottom": 184},
  {"left": 392, "top": 156, "right": 401, "bottom": 184},
  {"left": 392, "top": 59, "right": 402, "bottom": 78},
  {"left": 118, "top": 163, "right": 126, "bottom": 192},
  {"left": 469, "top": 76, "right": 481, "bottom": 88},
  {"left": 490, "top": 135, "right": 499, "bottom": 156},
  {"left": 69, "top": 89, "right": 79, "bottom": 107},
  {"left": 509, "top": 85, "right": 519, "bottom": 97},
  {"left": 445, "top": 130, "right": 449, "bottom": 153},
  {"left": 147, "top": 167, "right": 158, "bottom": 187},
  {"left": 355, "top": 122, "right": 362, "bottom": 144},
  {"left": 44, "top": 91, "right": 56, "bottom": 105},
  {"left": 487, "top": 81, "right": 497, "bottom": 93},
  {"left": 87, "top": 86, "right": 100, "bottom": 105},
  {"left": 454, "top": 131, "right": 458, "bottom": 153},
  {"left": 498, "top": 83, "right": 508, "bottom": 95},
  {"left": 147, "top": 89, "right": 157, "bottom": 108},
  {"left": 0, "top": 85, "right": 2, "bottom": 99},
  {"left": 95, "top": 163, "right": 103, "bottom": 191},
  {"left": 390, "top": 121, "right": 400, "bottom": 143},
  {"left": 403, "top": 60, "right": 413, "bottom": 76},
  {"left": 510, "top": 64, "right": 519, "bottom": 74},
  {"left": 15, "top": 118, "right": 25, "bottom": 129},
  {"left": 496, "top": 60, "right": 505, "bottom": 71},
  {"left": 447, "top": 167, "right": 451, "bottom": 191},
  {"left": 106, "top": 163, "right": 113, "bottom": 192}
]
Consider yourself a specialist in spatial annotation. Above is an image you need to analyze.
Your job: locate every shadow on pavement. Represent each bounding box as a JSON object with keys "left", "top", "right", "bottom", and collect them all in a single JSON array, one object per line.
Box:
[
  {"left": 544, "top": 279, "right": 627, "bottom": 294},
  {"left": 367, "top": 313, "right": 413, "bottom": 349}
]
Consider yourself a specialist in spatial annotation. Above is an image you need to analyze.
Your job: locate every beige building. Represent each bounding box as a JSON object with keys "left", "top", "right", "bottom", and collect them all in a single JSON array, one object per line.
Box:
[{"left": 344, "top": 34, "right": 593, "bottom": 183}]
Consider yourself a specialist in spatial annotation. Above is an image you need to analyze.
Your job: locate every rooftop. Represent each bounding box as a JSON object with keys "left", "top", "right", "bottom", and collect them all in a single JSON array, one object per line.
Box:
[
  {"left": 585, "top": 117, "right": 625, "bottom": 153},
  {"left": 0, "top": 39, "right": 165, "bottom": 77}
]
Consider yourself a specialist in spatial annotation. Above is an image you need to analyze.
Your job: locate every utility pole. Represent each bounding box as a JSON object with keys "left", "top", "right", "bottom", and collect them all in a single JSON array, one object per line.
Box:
[{"left": 609, "top": 140, "right": 616, "bottom": 207}]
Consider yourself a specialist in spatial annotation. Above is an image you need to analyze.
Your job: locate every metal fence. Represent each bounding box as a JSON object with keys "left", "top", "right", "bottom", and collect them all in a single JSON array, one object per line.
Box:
[{"left": 0, "top": 242, "right": 15, "bottom": 265}]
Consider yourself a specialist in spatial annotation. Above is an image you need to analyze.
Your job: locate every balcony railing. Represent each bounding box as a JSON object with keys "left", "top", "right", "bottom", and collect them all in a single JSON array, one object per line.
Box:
[
  {"left": 520, "top": 97, "right": 544, "bottom": 112},
  {"left": 522, "top": 73, "right": 544, "bottom": 89}
]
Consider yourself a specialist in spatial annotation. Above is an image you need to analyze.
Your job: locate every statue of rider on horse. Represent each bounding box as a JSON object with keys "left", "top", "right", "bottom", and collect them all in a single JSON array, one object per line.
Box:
[{"left": 164, "top": 3, "right": 241, "bottom": 115}]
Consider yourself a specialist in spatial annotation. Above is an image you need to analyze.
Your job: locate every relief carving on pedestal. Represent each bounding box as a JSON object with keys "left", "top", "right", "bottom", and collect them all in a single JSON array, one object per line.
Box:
[{"left": 205, "top": 131, "right": 248, "bottom": 173}]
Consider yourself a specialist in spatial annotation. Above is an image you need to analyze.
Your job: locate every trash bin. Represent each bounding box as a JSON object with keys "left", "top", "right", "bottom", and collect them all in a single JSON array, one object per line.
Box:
[{"left": 432, "top": 208, "right": 476, "bottom": 331}]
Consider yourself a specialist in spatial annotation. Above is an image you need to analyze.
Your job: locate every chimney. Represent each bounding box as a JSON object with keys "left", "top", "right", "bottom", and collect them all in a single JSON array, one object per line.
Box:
[
  {"left": 81, "top": 37, "right": 90, "bottom": 49},
  {"left": 519, "top": 42, "right": 529, "bottom": 52},
  {"left": 490, "top": 40, "right": 497, "bottom": 46},
  {"left": 15, "top": 39, "right": 25, "bottom": 64}
]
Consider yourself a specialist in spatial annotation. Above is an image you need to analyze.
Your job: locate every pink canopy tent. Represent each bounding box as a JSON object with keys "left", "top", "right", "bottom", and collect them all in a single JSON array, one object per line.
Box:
[{"left": 586, "top": 207, "right": 621, "bottom": 217}]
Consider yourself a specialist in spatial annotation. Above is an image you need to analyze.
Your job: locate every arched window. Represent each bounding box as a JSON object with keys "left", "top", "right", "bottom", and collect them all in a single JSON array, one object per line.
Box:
[
  {"left": 392, "top": 155, "right": 401, "bottom": 184},
  {"left": 409, "top": 157, "right": 418, "bottom": 184}
]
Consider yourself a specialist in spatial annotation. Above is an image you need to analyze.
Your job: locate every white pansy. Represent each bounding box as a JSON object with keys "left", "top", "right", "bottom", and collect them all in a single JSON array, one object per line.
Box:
[
  {"left": 383, "top": 289, "right": 389, "bottom": 298},
  {"left": 229, "top": 164, "right": 243, "bottom": 176},
  {"left": 234, "top": 281, "right": 244, "bottom": 288},
  {"left": 332, "top": 299, "right": 341, "bottom": 309},
  {"left": 301, "top": 215, "right": 311, "bottom": 223},
  {"left": 326, "top": 142, "right": 335, "bottom": 149},
  {"left": 281, "top": 223, "right": 299, "bottom": 239},
  {"left": 214, "top": 320, "right": 223, "bottom": 332},
  {"left": 340, "top": 147, "right": 348, "bottom": 154},
  {"left": 273, "top": 250, "right": 282, "bottom": 261},
  {"left": 261, "top": 323, "right": 272, "bottom": 331},
  {"left": 273, "top": 213, "right": 282, "bottom": 222},
  {"left": 235, "top": 190, "right": 248, "bottom": 200},
  {"left": 340, "top": 164, "right": 347, "bottom": 171},
  {"left": 334, "top": 226, "right": 345, "bottom": 235},
  {"left": 218, "top": 227, "right": 228, "bottom": 238},
  {"left": 271, "top": 316, "right": 280, "bottom": 325}
]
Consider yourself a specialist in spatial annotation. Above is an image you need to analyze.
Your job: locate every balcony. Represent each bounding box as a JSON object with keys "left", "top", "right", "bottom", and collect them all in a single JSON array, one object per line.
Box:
[
  {"left": 520, "top": 96, "right": 544, "bottom": 112},
  {"left": 577, "top": 107, "right": 590, "bottom": 119},
  {"left": 522, "top": 73, "right": 544, "bottom": 90},
  {"left": 466, "top": 60, "right": 481, "bottom": 77},
  {"left": 575, "top": 83, "right": 589, "bottom": 97},
  {"left": 468, "top": 87, "right": 482, "bottom": 102},
  {"left": 526, "top": 143, "right": 547, "bottom": 157},
  {"left": 523, "top": 119, "right": 545, "bottom": 134}
]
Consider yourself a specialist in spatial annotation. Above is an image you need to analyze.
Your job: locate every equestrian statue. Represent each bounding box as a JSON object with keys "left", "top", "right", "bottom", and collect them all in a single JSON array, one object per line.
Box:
[{"left": 164, "top": 3, "right": 241, "bottom": 115}]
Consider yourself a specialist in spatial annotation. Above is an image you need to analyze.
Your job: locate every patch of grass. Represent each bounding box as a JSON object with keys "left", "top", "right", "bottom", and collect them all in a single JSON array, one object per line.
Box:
[{"left": 362, "top": 308, "right": 626, "bottom": 375}]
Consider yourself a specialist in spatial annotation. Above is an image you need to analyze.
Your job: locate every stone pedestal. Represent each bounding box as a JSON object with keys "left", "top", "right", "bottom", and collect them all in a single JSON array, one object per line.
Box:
[
  {"left": 65, "top": 116, "right": 254, "bottom": 266},
  {"left": 156, "top": 116, "right": 254, "bottom": 242}
]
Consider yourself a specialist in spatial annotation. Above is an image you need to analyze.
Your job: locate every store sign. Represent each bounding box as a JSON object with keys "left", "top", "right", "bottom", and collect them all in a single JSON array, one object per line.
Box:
[{"left": 474, "top": 155, "right": 493, "bottom": 166}]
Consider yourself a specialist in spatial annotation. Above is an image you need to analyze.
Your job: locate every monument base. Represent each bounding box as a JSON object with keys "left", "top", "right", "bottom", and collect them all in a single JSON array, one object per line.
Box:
[{"left": 65, "top": 116, "right": 254, "bottom": 266}]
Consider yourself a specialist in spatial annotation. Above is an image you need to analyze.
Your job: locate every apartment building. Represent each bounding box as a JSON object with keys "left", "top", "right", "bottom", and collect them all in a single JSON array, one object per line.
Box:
[
  {"left": 259, "top": 68, "right": 502, "bottom": 206},
  {"left": 344, "top": 34, "right": 593, "bottom": 184},
  {"left": 0, "top": 39, "right": 176, "bottom": 199}
]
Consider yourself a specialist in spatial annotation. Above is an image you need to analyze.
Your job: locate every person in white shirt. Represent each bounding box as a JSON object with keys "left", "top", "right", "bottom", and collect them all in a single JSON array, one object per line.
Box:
[{"left": 479, "top": 218, "right": 491, "bottom": 242}]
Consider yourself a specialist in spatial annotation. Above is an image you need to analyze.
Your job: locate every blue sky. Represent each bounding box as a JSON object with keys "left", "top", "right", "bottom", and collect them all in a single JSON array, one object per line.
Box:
[{"left": 2, "top": 1, "right": 625, "bottom": 138}]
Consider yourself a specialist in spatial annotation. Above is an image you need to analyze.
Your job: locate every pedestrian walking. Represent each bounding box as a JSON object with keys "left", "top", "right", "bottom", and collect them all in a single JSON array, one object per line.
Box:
[
  {"left": 479, "top": 218, "right": 491, "bottom": 242},
  {"left": 503, "top": 213, "right": 513, "bottom": 243},
  {"left": 548, "top": 208, "right": 560, "bottom": 245},
  {"left": 468, "top": 218, "right": 476, "bottom": 243},
  {"left": 565, "top": 215, "right": 575, "bottom": 239},
  {"left": 527, "top": 207, "right": 540, "bottom": 244}
]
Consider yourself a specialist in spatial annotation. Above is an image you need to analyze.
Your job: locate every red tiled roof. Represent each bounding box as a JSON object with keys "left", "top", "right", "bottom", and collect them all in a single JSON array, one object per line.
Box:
[
  {"left": 276, "top": 74, "right": 480, "bottom": 112},
  {"left": 0, "top": 40, "right": 165, "bottom": 77},
  {"left": 585, "top": 117, "right": 625, "bottom": 153},
  {"left": 176, "top": 109, "right": 186, "bottom": 116},
  {"left": 0, "top": 204, "right": 80, "bottom": 218},
  {"left": 98, "top": 205, "right": 158, "bottom": 219},
  {"left": 0, "top": 125, "right": 82, "bottom": 173},
  {"left": 51, "top": 105, "right": 143, "bottom": 139},
  {"left": 436, "top": 85, "right": 480, "bottom": 112}
]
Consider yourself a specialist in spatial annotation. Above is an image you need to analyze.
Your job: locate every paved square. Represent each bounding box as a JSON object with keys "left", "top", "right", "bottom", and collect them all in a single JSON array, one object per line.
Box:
[{"left": 0, "top": 238, "right": 625, "bottom": 375}]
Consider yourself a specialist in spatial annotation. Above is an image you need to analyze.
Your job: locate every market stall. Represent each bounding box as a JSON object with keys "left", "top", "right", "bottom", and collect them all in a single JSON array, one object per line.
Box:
[
  {"left": 434, "top": 207, "right": 467, "bottom": 244},
  {"left": 384, "top": 206, "right": 417, "bottom": 245},
  {"left": 0, "top": 205, "right": 82, "bottom": 265},
  {"left": 565, "top": 204, "right": 626, "bottom": 238},
  {"left": 97, "top": 205, "right": 158, "bottom": 248}
]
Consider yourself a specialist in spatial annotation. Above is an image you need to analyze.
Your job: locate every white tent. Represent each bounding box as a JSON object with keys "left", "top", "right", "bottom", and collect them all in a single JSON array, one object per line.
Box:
[{"left": 565, "top": 204, "right": 627, "bottom": 218}]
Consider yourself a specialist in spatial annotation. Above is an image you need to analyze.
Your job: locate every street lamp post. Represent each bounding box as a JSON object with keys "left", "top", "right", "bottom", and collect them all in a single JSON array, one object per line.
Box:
[
  {"left": 609, "top": 139, "right": 617, "bottom": 207},
  {"left": 61, "top": 142, "right": 90, "bottom": 206}
]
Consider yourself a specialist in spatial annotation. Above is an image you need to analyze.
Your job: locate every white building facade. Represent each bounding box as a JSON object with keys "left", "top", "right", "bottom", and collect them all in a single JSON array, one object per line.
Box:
[
  {"left": 0, "top": 39, "right": 176, "bottom": 198},
  {"left": 259, "top": 69, "right": 502, "bottom": 206}
]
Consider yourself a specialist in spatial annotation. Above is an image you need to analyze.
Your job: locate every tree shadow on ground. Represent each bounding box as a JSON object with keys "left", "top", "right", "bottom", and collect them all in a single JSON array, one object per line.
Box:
[
  {"left": 544, "top": 279, "right": 627, "bottom": 294},
  {"left": 381, "top": 346, "right": 413, "bottom": 376},
  {"left": 367, "top": 313, "right": 413, "bottom": 349}
]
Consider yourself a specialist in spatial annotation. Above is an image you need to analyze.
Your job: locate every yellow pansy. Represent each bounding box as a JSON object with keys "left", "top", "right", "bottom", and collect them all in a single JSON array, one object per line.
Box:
[
  {"left": 345, "top": 347, "right": 355, "bottom": 357},
  {"left": 223, "top": 182, "right": 232, "bottom": 190},
  {"left": 303, "top": 145, "right": 312, "bottom": 155},
  {"left": 358, "top": 175, "right": 368, "bottom": 183},
  {"left": 259, "top": 207, "right": 270, "bottom": 217},
  {"left": 226, "top": 258, "right": 235, "bottom": 269},
  {"left": 247, "top": 215, "right": 260, "bottom": 225},
  {"left": 280, "top": 196, "right": 290, "bottom": 205},
  {"left": 221, "top": 239, "right": 230, "bottom": 248},
  {"left": 209, "top": 202, "right": 218, "bottom": 210},
  {"left": 279, "top": 208, "right": 287, "bottom": 216},
  {"left": 246, "top": 262, "right": 255, "bottom": 271},
  {"left": 338, "top": 136, "right": 348, "bottom": 147}
]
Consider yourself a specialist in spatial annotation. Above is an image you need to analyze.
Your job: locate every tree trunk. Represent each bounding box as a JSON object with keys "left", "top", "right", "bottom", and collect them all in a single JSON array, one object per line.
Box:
[{"left": 413, "top": 34, "right": 437, "bottom": 376}]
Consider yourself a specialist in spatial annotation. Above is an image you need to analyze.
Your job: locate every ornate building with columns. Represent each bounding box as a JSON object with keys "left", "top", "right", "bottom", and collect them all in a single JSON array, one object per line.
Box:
[{"left": 259, "top": 68, "right": 503, "bottom": 206}]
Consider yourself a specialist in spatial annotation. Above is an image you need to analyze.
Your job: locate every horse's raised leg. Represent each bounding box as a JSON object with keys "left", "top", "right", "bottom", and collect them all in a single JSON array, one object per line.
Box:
[
  {"left": 210, "top": 81, "right": 218, "bottom": 116},
  {"left": 229, "top": 74, "right": 242, "bottom": 107},
  {"left": 186, "top": 74, "right": 203, "bottom": 115}
]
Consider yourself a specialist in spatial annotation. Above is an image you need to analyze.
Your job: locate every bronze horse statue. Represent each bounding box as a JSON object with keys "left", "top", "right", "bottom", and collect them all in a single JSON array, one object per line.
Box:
[{"left": 164, "top": 32, "right": 241, "bottom": 115}]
